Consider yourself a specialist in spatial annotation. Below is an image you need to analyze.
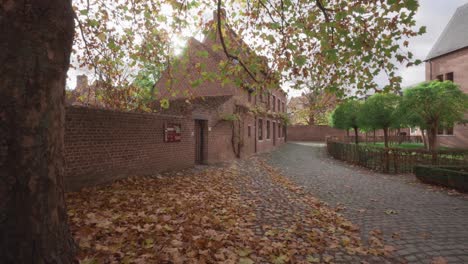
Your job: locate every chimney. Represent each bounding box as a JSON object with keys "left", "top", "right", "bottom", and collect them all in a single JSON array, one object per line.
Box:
[{"left": 75, "top": 75, "right": 88, "bottom": 92}]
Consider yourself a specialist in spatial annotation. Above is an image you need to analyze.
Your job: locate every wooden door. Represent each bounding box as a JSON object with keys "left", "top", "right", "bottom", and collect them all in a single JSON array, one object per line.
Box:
[
  {"left": 273, "top": 122, "right": 276, "bottom": 146},
  {"left": 194, "top": 120, "right": 206, "bottom": 164}
]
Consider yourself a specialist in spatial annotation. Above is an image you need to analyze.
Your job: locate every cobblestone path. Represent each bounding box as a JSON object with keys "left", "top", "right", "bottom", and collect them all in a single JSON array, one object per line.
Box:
[
  {"left": 231, "top": 157, "right": 400, "bottom": 263},
  {"left": 263, "top": 142, "right": 468, "bottom": 264}
]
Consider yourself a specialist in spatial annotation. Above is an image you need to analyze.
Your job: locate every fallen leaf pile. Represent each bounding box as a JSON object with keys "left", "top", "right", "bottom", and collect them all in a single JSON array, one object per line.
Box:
[{"left": 67, "top": 158, "right": 396, "bottom": 263}]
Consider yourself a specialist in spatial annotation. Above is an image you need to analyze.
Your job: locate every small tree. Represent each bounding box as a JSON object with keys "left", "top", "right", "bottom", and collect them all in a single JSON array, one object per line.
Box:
[
  {"left": 358, "top": 93, "right": 401, "bottom": 147},
  {"left": 401, "top": 81, "right": 468, "bottom": 151},
  {"left": 331, "top": 100, "right": 362, "bottom": 144}
]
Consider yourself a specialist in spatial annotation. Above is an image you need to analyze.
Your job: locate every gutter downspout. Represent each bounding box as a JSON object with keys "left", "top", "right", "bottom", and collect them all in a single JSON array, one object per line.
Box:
[
  {"left": 429, "top": 60, "right": 433, "bottom": 80},
  {"left": 254, "top": 116, "right": 257, "bottom": 153}
]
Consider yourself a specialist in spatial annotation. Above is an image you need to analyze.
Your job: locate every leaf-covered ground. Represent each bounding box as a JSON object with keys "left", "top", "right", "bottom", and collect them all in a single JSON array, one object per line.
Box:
[{"left": 67, "top": 157, "right": 398, "bottom": 263}]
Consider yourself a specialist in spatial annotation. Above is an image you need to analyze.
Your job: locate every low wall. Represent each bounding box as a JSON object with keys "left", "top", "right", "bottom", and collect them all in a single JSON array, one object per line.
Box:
[
  {"left": 64, "top": 107, "right": 194, "bottom": 191},
  {"left": 287, "top": 125, "right": 346, "bottom": 142}
]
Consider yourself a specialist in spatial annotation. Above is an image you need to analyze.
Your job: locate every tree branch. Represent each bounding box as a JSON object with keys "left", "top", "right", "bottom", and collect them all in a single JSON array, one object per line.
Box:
[{"left": 216, "top": 0, "right": 258, "bottom": 83}]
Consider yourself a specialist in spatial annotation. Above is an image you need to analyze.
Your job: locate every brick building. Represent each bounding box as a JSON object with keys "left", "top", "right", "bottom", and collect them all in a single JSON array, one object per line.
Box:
[
  {"left": 154, "top": 11, "right": 287, "bottom": 164},
  {"left": 62, "top": 12, "right": 287, "bottom": 191},
  {"left": 425, "top": 3, "right": 468, "bottom": 148}
]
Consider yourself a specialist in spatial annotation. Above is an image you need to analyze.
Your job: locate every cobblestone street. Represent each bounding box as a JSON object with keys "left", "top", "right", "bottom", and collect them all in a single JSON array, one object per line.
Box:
[{"left": 264, "top": 142, "right": 468, "bottom": 264}]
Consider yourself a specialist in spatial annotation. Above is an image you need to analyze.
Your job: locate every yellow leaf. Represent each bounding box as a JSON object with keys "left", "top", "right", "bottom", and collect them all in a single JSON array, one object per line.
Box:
[
  {"left": 306, "top": 255, "right": 320, "bottom": 263},
  {"left": 238, "top": 257, "right": 254, "bottom": 264},
  {"left": 237, "top": 248, "right": 252, "bottom": 257},
  {"left": 97, "top": 32, "right": 106, "bottom": 42}
]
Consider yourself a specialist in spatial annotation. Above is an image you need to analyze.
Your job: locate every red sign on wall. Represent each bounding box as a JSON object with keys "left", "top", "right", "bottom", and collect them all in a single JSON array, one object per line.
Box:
[{"left": 164, "top": 123, "right": 181, "bottom": 142}]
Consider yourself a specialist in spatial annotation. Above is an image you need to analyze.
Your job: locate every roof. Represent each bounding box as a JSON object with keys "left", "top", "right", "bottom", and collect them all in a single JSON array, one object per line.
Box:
[
  {"left": 154, "top": 11, "right": 282, "bottom": 99},
  {"left": 426, "top": 3, "right": 468, "bottom": 60},
  {"left": 155, "top": 95, "right": 233, "bottom": 115}
]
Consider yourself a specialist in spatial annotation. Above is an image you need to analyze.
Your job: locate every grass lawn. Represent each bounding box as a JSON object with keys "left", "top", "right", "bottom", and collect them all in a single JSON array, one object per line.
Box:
[
  {"left": 361, "top": 142, "right": 456, "bottom": 151},
  {"left": 363, "top": 142, "right": 425, "bottom": 149}
]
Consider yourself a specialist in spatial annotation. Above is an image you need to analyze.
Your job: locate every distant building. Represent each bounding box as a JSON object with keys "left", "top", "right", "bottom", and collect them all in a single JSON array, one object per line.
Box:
[
  {"left": 66, "top": 75, "right": 103, "bottom": 107},
  {"left": 425, "top": 3, "right": 468, "bottom": 148}
]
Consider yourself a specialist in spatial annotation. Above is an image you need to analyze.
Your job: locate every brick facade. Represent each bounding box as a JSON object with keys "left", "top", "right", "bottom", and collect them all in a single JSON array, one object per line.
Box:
[
  {"left": 154, "top": 14, "right": 287, "bottom": 162},
  {"left": 288, "top": 125, "right": 347, "bottom": 142},
  {"left": 425, "top": 47, "right": 468, "bottom": 148},
  {"left": 64, "top": 106, "right": 195, "bottom": 191}
]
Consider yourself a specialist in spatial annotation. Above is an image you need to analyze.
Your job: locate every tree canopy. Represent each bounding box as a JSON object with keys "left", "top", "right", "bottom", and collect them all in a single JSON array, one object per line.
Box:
[
  {"left": 400, "top": 81, "right": 468, "bottom": 150},
  {"left": 290, "top": 84, "right": 337, "bottom": 125},
  {"left": 330, "top": 99, "right": 362, "bottom": 143},
  {"left": 358, "top": 93, "right": 401, "bottom": 147},
  {"left": 73, "top": 0, "right": 426, "bottom": 109}
]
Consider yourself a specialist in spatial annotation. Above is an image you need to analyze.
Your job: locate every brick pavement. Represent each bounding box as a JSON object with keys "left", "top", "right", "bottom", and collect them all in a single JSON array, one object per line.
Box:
[{"left": 264, "top": 142, "right": 468, "bottom": 264}]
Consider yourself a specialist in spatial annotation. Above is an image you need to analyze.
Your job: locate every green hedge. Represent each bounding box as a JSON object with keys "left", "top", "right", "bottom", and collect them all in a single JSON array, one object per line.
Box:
[{"left": 414, "top": 165, "right": 468, "bottom": 192}]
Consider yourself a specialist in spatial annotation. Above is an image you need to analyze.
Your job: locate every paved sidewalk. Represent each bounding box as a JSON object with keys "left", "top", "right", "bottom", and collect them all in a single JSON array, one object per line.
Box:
[{"left": 264, "top": 142, "right": 468, "bottom": 264}]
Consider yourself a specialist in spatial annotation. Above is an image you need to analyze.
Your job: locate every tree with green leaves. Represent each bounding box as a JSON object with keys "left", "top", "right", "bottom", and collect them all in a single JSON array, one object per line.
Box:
[
  {"left": 358, "top": 93, "right": 401, "bottom": 147},
  {"left": 331, "top": 100, "right": 362, "bottom": 144},
  {"left": 1, "top": 0, "right": 425, "bottom": 261},
  {"left": 72, "top": 0, "right": 426, "bottom": 107},
  {"left": 400, "top": 81, "right": 468, "bottom": 151},
  {"left": 292, "top": 84, "right": 337, "bottom": 125}
]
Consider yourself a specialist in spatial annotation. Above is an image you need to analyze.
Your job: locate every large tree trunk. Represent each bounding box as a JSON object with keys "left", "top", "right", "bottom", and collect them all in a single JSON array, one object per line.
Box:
[{"left": 0, "top": 1, "right": 76, "bottom": 263}]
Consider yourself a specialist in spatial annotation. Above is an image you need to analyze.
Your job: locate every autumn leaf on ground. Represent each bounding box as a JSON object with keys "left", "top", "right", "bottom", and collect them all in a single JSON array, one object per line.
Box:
[
  {"left": 431, "top": 256, "right": 448, "bottom": 264},
  {"left": 385, "top": 209, "right": 398, "bottom": 215}
]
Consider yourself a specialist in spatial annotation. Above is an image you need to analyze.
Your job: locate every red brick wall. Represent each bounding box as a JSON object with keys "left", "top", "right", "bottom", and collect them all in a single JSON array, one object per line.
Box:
[
  {"left": 426, "top": 48, "right": 468, "bottom": 148},
  {"left": 255, "top": 117, "right": 286, "bottom": 153},
  {"left": 64, "top": 107, "right": 195, "bottom": 191},
  {"left": 288, "top": 125, "right": 346, "bottom": 142}
]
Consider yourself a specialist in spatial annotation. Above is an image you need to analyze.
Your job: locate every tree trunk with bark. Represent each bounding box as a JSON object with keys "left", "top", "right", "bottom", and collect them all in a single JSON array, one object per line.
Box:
[
  {"left": 421, "top": 129, "right": 428, "bottom": 150},
  {"left": 0, "top": 1, "right": 76, "bottom": 263},
  {"left": 383, "top": 127, "right": 389, "bottom": 148},
  {"left": 353, "top": 127, "right": 359, "bottom": 145},
  {"left": 427, "top": 124, "right": 439, "bottom": 164}
]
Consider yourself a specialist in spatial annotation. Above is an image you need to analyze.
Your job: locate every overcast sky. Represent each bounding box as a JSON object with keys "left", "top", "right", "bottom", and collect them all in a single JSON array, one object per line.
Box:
[{"left": 288, "top": 0, "right": 468, "bottom": 97}]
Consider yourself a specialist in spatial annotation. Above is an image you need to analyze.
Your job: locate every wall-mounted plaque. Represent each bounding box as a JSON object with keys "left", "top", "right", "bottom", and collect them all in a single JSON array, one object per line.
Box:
[{"left": 164, "top": 123, "right": 181, "bottom": 142}]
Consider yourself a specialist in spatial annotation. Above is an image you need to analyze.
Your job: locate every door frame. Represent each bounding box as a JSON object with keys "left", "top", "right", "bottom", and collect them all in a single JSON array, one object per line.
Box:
[{"left": 194, "top": 119, "right": 207, "bottom": 164}]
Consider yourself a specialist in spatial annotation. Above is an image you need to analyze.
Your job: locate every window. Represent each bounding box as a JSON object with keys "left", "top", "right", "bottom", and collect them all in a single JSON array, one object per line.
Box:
[
  {"left": 278, "top": 124, "right": 281, "bottom": 138},
  {"left": 438, "top": 125, "right": 455, "bottom": 136},
  {"left": 273, "top": 95, "right": 276, "bottom": 111},
  {"left": 248, "top": 92, "right": 252, "bottom": 103},
  {"left": 248, "top": 125, "right": 251, "bottom": 137},
  {"left": 436, "top": 74, "right": 443, "bottom": 81},
  {"left": 446, "top": 72, "right": 454, "bottom": 82},
  {"left": 282, "top": 102, "right": 285, "bottom": 112},
  {"left": 266, "top": 120, "right": 271, "bottom": 139},
  {"left": 267, "top": 93, "right": 271, "bottom": 109},
  {"left": 446, "top": 126, "right": 454, "bottom": 135},
  {"left": 277, "top": 99, "right": 280, "bottom": 112},
  {"left": 258, "top": 119, "right": 263, "bottom": 140}
]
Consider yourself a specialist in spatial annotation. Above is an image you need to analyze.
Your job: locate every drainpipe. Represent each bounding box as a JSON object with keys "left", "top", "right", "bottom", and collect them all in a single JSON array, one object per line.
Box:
[
  {"left": 429, "top": 60, "right": 433, "bottom": 80},
  {"left": 254, "top": 117, "right": 257, "bottom": 153}
]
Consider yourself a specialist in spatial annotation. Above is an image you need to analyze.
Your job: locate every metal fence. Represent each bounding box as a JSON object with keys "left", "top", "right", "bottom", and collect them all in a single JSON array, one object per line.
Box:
[{"left": 326, "top": 140, "right": 468, "bottom": 174}]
